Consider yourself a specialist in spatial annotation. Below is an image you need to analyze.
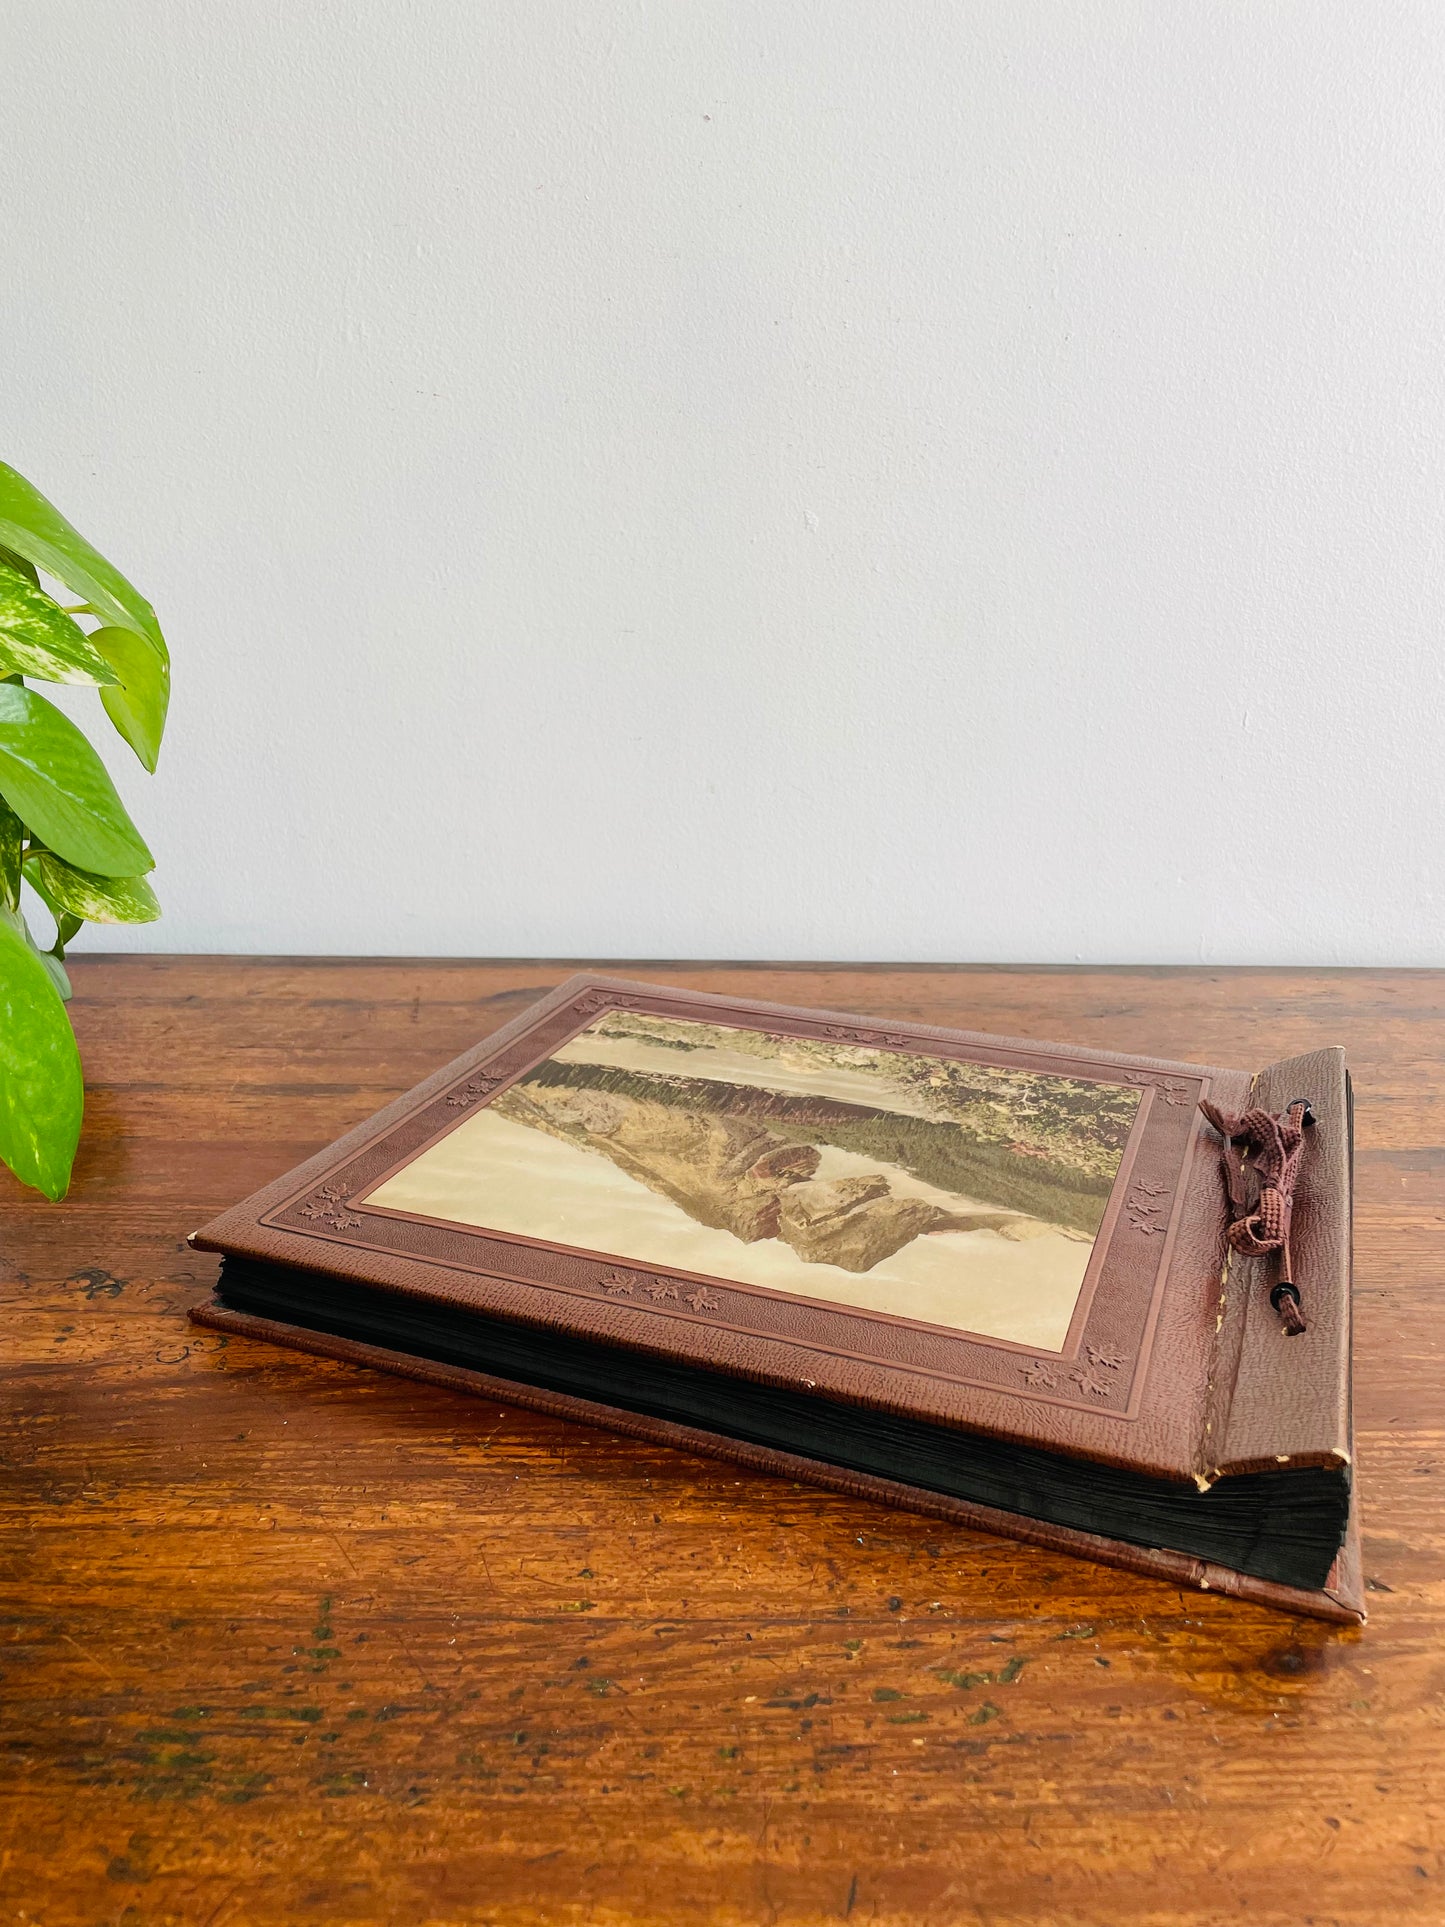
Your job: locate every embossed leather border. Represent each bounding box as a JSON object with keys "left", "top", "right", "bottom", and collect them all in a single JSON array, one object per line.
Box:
[{"left": 256, "top": 979, "right": 1213, "bottom": 1421}]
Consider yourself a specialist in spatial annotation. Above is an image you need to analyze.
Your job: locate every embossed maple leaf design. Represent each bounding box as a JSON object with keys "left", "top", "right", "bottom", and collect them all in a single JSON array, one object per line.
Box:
[
  {"left": 685, "top": 1288, "right": 720, "bottom": 1312},
  {"left": 1125, "top": 1179, "right": 1170, "bottom": 1234},
  {"left": 598, "top": 1272, "right": 635, "bottom": 1296},
  {"left": 1021, "top": 1362, "right": 1058, "bottom": 1387},
  {"left": 447, "top": 1074, "right": 503, "bottom": 1108},
  {"left": 1068, "top": 1369, "right": 1109, "bottom": 1398},
  {"left": 298, "top": 1185, "right": 362, "bottom": 1232},
  {"left": 1087, "top": 1345, "right": 1124, "bottom": 1371},
  {"left": 579, "top": 991, "right": 643, "bottom": 1015},
  {"left": 646, "top": 1281, "right": 679, "bottom": 1303}
]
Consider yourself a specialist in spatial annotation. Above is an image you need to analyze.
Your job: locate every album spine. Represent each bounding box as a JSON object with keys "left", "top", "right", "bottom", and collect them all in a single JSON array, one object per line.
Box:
[{"left": 1202, "top": 1045, "right": 1353, "bottom": 1481}]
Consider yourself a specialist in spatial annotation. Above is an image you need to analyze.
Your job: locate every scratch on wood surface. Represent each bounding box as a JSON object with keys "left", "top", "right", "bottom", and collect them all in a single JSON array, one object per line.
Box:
[{"left": 59, "top": 1631, "right": 117, "bottom": 1683}]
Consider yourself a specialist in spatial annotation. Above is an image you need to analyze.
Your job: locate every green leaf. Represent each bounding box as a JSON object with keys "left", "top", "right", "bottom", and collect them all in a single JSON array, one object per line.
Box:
[
  {"left": 90, "top": 626, "right": 170, "bottom": 770},
  {"left": 33, "top": 942, "right": 73, "bottom": 1002},
  {"left": 0, "top": 560, "right": 120, "bottom": 686},
  {"left": 26, "top": 850, "right": 160, "bottom": 924},
  {"left": 0, "top": 793, "right": 20, "bottom": 910},
  {"left": 0, "top": 462, "right": 167, "bottom": 662},
  {"left": 0, "top": 683, "right": 153, "bottom": 877},
  {"left": 21, "top": 855, "right": 82, "bottom": 955},
  {"left": 0, "top": 542, "right": 39, "bottom": 587},
  {"left": 17, "top": 867, "right": 78, "bottom": 977},
  {"left": 21, "top": 850, "right": 59, "bottom": 914},
  {"left": 0, "top": 905, "right": 82, "bottom": 1197}
]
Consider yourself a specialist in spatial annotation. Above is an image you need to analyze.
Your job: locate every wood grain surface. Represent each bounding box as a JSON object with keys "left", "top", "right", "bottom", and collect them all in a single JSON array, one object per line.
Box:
[{"left": 1, "top": 958, "right": 1440, "bottom": 1927}]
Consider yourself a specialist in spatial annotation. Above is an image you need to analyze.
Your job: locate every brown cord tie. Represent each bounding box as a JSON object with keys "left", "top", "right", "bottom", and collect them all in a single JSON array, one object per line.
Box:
[{"left": 1198, "top": 1097, "right": 1315, "bottom": 1336}]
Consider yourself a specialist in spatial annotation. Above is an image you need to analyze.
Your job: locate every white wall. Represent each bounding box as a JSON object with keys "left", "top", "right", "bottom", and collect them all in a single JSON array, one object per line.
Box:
[{"left": 5, "top": 2, "right": 1442, "bottom": 964}]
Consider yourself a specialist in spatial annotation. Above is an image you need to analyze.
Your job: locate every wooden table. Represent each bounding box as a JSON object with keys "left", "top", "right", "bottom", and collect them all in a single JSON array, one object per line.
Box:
[{"left": 2, "top": 960, "right": 1440, "bottom": 1925}]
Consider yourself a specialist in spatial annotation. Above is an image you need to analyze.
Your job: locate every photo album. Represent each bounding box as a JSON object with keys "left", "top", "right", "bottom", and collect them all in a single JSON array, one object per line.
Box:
[{"left": 190, "top": 974, "right": 1359, "bottom": 1621}]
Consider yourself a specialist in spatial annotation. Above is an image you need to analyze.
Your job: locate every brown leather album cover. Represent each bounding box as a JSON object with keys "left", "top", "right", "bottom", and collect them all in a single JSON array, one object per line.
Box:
[{"left": 189, "top": 973, "right": 1361, "bottom": 1624}]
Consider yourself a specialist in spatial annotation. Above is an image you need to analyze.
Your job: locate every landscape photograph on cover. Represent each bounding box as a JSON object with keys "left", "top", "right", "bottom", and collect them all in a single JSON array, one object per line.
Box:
[{"left": 361, "top": 1012, "right": 1143, "bottom": 1351}]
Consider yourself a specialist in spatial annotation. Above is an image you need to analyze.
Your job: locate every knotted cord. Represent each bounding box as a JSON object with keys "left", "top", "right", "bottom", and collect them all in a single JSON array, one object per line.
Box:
[{"left": 1198, "top": 1097, "right": 1315, "bottom": 1336}]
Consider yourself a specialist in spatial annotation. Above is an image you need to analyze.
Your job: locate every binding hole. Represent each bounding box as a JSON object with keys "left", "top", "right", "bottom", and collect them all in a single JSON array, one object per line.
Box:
[{"left": 1270, "top": 1281, "right": 1307, "bottom": 1336}]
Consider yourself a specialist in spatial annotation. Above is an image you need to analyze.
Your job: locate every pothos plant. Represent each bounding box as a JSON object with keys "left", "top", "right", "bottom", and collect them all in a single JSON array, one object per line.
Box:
[{"left": 0, "top": 461, "right": 169, "bottom": 1200}]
